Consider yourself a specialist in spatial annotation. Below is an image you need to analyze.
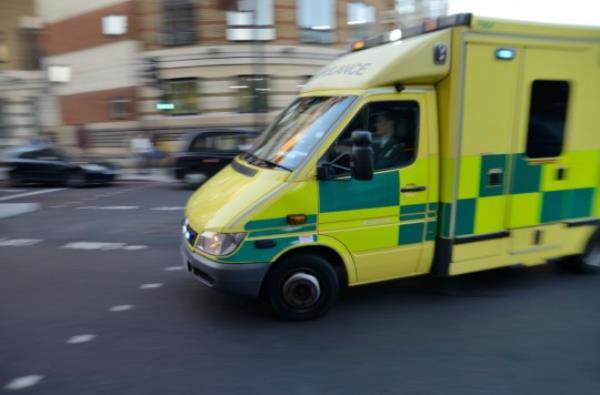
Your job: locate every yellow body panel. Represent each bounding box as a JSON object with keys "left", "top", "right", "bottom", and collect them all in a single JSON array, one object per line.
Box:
[{"left": 185, "top": 163, "right": 288, "bottom": 233}]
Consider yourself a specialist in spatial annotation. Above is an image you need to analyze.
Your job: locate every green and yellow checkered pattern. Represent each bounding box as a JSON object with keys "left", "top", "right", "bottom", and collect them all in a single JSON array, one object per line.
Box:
[{"left": 440, "top": 150, "right": 600, "bottom": 238}]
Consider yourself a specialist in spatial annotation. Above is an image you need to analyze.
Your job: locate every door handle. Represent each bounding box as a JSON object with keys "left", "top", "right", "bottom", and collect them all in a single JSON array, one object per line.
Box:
[{"left": 401, "top": 185, "right": 427, "bottom": 193}]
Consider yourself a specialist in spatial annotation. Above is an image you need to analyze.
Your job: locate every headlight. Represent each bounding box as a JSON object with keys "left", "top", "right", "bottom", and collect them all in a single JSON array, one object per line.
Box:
[{"left": 198, "top": 231, "right": 246, "bottom": 256}]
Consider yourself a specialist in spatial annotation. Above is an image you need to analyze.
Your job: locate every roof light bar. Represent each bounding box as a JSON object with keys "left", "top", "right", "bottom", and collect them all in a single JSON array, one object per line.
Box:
[{"left": 350, "top": 13, "right": 472, "bottom": 52}]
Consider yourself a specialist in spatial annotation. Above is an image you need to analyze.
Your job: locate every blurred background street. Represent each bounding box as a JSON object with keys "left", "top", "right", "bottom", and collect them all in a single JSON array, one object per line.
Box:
[{"left": 1, "top": 0, "right": 599, "bottom": 393}]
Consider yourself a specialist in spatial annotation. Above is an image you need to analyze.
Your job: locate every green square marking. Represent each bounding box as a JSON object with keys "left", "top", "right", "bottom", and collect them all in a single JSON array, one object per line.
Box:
[
  {"left": 455, "top": 198, "right": 476, "bottom": 236},
  {"left": 426, "top": 220, "right": 437, "bottom": 241},
  {"left": 479, "top": 154, "right": 507, "bottom": 197},
  {"left": 541, "top": 190, "right": 566, "bottom": 223},
  {"left": 511, "top": 153, "right": 541, "bottom": 194},
  {"left": 440, "top": 202, "right": 452, "bottom": 238},
  {"left": 319, "top": 171, "right": 399, "bottom": 213},
  {"left": 564, "top": 188, "right": 594, "bottom": 219},
  {"left": 400, "top": 203, "right": 426, "bottom": 214},
  {"left": 399, "top": 222, "right": 425, "bottom": 245}
]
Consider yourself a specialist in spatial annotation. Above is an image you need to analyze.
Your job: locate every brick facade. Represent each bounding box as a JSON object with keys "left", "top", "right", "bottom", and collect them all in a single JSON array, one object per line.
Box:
[
  {"left": 40, "top": 1, "right": 137, "bottom": 57},
  {"left": 60, "top": 86, "right": 137, "bottom": 125},
  {"left": 137, "top": 0, "right": 396, "bottom": 50}
]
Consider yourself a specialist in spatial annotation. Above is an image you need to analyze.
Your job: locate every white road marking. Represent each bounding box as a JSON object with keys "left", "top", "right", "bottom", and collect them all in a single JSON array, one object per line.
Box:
[
  {"left": 123, "top": 245, "right": 147, "bottom": 250},
  {"left": 151, "top": 206, "right": 185, "bottom": 211},
  {"left": 0, "top": 188, "right": 26, "bottom": 193},
  {"left": 77, "top": 205, "right": 139, "bottom": 210},
  {"left": 0, "top": 188, "right": 65, "bottom": 202},
  {"left": 140, "top": 283, "right": 163, "bottom": 289},
  {"left": 61, "top": 242, "right": 148, "bottom": 251},
  {"left": 0, "top": 238, "right": 42, "bottom": 247},
  {"left": 3, "top": 375, "right": 44, "bottom": 391},
  {"left": 109, "top": 304, "right": 134, "bottom": 312},
  {"left": 66, "top": 334, "right": 96, "bottom": 344},
  {"left": 0, "top": 203, "right": 40, "bottom": 219},
  {"left": 63, "top": 242, "right": 125, "bottom": 250},
  {"left": 164, "top": 266, "right": 184, "bottom": 271}
]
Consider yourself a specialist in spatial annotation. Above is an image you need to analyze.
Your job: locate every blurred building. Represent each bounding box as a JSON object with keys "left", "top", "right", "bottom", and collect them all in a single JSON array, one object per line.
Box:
[
  {"left": 32, "top": 0, "right": 447, "bottom": 156},
  {"left": 136, "top": 0, "right": 397, "bottom": 150},
  {"left": 34, "top": 0, "right": 397, "bottom": 155},
  {"left": 395, "top": 0, "right": 448, "bottom": 28},
  {"left": 36, "top": 0, "right": 141, "bottom": 154},
  {"left": 0, "top": 0, "right": 58, "bottom": 147}
]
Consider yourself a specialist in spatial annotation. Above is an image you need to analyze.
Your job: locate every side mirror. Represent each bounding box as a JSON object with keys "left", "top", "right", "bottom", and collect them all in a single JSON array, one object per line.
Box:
[
  {"left": 351, "top": 131, "right": 374, "bottom": 181},
  {"left": 316, "top": 163, "right": 333, "bottom": 180}
]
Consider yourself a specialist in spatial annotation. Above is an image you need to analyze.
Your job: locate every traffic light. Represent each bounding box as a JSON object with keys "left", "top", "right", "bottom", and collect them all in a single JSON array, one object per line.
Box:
[{"left": 142, "top": 57, "right": 160, "bottom": 88}]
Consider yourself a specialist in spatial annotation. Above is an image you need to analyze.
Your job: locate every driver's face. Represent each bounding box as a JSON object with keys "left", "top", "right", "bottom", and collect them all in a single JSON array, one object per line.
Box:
[{"left": 376, "top": 114, "right": 394, "bottom": 136}]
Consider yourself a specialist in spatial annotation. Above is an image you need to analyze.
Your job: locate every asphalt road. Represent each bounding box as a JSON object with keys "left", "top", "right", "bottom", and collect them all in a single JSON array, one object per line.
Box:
[{"left": 1, "top": 182, "right": 599, "bottom": 394}]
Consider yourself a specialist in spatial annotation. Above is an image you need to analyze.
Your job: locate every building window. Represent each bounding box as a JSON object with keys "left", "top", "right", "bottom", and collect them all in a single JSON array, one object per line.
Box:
[
  {"left": 235, "top": 76, "right": 268, "bottom": 113},
  {"left": 163, "top": 0, "right": 197, "bottom": 47},
  {"left": 47, "top": 65, "right": 71, "bottom": 83},
  {"left": 164, "top": 79, "right": 199, "bottom": 115},
  {"left": 227, "top": 0, "right": 275, "bottom": 41},
  {"left": 396, "top": 0, "right": 416, "bottom": 14},
  {"left": 297, "top": 0, "right": 336, "bottom": 44},
  {"left": 102, "top": 15, "right": 128, "bottom": 35},
  {"left": 110, "top": 98, "right": 131, "bottom": 119},
  {"left": 347, "top": 2, "right": 375, "bottom": 40},
  {"left": 525, "top": 80, "right": 570, "bottom": 158}
]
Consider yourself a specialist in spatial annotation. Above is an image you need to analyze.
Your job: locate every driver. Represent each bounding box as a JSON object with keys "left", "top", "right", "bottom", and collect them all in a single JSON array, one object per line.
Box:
[{"left": 372, "top": 111, "right": 406, "bottom": 169}]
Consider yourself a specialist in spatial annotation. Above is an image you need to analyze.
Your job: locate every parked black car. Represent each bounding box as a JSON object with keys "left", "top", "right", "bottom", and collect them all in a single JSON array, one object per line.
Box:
[
  {"left": 1, "top": 145, "right": 117, "bottom": 187},
  {"left": 172, "top": 129, "right": 258, "bottom": 186}
]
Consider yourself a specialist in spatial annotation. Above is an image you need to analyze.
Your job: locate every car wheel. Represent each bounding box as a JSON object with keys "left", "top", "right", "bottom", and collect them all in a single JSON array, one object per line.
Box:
[
  {"left": 263, "top": 253, "right": 339, "bottom": 321},
  {"left": 66, "top": 172, "right": 86, "bottom": 188},
  {"left": 183, "top": 172, "right": 207, "bottom": 187},
  {"left": 560, "top": 231, "right": 600, "bottom": 273}
]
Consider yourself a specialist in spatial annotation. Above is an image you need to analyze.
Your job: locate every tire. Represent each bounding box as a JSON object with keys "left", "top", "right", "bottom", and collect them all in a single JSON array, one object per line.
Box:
[
  {"left": 66, "top": 172, "right": 86, "bottom": 188},
  {"left": 183, "top": 172, "right": 207, "bottom": 188},
  {"left": 262, "top": 253, "right": 339, "bottom": 321},
  {"left": 560, "top": 231, "right": 600, "bottom": 273}
]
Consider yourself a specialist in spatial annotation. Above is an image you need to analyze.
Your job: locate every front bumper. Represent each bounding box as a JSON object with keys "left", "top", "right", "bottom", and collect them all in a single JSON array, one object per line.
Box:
[{"left": 180, "top": 243, "right": 270, "bottom": 297}]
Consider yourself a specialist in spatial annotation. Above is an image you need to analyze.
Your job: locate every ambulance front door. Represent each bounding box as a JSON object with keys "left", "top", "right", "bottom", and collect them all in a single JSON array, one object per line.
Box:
[{"left": 317, "top": 93, "right": 435, "bottom": 284}]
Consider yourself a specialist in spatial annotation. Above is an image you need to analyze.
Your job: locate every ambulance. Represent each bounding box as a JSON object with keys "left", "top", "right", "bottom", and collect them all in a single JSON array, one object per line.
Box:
[{"left": 182, "top": 14, "right": 600, "bottom": 320}]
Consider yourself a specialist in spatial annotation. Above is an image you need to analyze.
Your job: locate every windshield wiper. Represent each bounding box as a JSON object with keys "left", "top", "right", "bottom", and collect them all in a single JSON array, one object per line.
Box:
[{"left": 244, "top": 153, "right": 292, "bottom": 172}]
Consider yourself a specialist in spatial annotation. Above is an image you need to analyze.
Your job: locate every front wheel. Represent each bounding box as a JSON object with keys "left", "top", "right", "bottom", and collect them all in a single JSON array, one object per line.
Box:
[{"left": 262, "top": 253, "right": 339, "bottom": 321}]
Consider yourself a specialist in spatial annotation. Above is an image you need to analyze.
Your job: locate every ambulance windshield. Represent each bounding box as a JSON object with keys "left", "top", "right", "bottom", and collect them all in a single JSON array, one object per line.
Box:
[{"left": 242, "top": 96, "right": 356, "bottom": 171}]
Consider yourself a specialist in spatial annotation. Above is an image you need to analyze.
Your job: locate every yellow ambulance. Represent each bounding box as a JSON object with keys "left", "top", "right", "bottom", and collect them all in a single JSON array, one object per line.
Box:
[{"left": 182, "top": 14, "right": 600, "bottom": 320}]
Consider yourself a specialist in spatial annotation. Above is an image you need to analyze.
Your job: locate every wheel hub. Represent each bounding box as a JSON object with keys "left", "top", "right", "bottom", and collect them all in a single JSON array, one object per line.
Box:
[
  {"left": 584, "top": 244, "right": 600, "bottom": 267},
  {"left": 282, "top": 272, "right": 321, "bottom": 309}
]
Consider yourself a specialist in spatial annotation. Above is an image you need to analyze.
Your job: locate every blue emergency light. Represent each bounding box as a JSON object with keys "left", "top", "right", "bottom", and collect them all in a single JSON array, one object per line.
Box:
[{"left": 495, "top": 48, "right": 515, "bottom": 60}]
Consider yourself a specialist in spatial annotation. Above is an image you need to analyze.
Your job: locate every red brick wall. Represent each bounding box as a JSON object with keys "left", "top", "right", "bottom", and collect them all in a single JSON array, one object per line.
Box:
[
  {"left": 40, "top": 1, "right": 137, "bottom": 57},
  {"left": 60, "top": 86, "right": 137, "bottom": 125}
]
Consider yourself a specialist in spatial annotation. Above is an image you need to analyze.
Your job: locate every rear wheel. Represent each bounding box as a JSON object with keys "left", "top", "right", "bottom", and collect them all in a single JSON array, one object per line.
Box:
[
  {"left": 263, "top": 253, "right": 339, "bottom": 321},
  {"left": 560, "top": 231, "right": 600, "bottom": 273}
]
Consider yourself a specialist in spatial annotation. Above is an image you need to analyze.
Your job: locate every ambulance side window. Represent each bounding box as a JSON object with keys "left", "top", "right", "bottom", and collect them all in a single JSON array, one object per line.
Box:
[
  {"left": 525, "top": 80, "right": 569, "bottom": 158},
  {"left": 324, "top": 101, "right": 419, "bottom": 176}
]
